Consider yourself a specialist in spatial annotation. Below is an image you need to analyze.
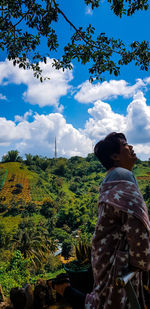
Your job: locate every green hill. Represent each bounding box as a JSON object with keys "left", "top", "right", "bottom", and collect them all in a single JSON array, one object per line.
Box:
[
  {"left": 0, "top": 155, "right": 150, "bottom": 235},
  {"left": 0, "top": 155, "right": 150, "bottom": 208},
  {"left": 0, "top": 154, "right": 150, "bottom": 295}
]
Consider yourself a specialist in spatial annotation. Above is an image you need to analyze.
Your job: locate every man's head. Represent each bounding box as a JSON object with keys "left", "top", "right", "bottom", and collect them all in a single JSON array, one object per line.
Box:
[{"left": 94, "top": 132, "right": 137, "bottom": 171}]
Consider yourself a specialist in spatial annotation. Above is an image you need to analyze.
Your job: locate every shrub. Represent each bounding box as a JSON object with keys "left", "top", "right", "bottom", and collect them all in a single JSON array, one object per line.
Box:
[
  {"left": 40, "top": 198, "right": 56, "bottom": 218},
  {"left": 44, "top": 254, "right": 62, "bottom": 272},
  {"left": 69, "top": 182, "right": 77, "bottom": 192},
  {"left": 52, "top": 228, "right": 71, "bottom": 243},
  {"left": 12, "top": 183, "right": 23, "bottom": 194},
  {"left": 62, "top": 239, "right": 73, "bottom": 259},
  {"left": 0, "top": 204, "right": 7, "bottom": 213},
  {"left": 0, "top": 250, "right": 31, "bottom": 296}
]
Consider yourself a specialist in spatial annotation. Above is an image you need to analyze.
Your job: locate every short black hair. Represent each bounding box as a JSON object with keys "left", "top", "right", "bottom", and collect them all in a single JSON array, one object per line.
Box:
[{"left": 94, "top": 132, "right": 126, "bottom": 170}]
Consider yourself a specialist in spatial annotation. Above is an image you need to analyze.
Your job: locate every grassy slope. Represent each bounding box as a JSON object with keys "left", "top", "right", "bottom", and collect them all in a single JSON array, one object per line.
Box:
[
  {"left": 0, "top": 160, "right": 149, "bottom": 238},
  {"left": 0, "top": 162, "right": 55, "bottom": 205},
  {"left": 0, "top": 161, "right": 150, "bottom": 203},
  {"left": 0, "top": 162, "right": 31, "bottom": 205},
  {"left": 134, "top": 162, "right": 150, "bottom": 193},
  {"left": 0, "top": 159, "right": 150, "bottom": 295}
]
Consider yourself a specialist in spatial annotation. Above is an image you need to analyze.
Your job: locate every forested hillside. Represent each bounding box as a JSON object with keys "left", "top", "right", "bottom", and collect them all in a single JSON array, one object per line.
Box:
[{"left": 0, "top": 153, "right": 150, "bottom": 295}]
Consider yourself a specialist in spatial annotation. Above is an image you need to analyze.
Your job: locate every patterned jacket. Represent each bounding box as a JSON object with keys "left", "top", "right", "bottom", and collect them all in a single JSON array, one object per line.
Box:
[{"left": 85, "top": 180, "right": 150, "bottom": 309}]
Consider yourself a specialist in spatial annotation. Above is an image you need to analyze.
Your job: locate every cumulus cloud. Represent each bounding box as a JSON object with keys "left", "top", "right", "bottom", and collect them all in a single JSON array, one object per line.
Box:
[
  {"left": 0, "top": 117, "right": 30, "bottom": 145},
  {"left": 133, "top": 143, "right": 150, "bottom": 160},
  {"left": 15, "top": 110, "right": 33, "bottom": 123},
  {"left": 81, "top": 91, "right": 150, "bottom": 159},
  {"left": 82, "top": 100, "right": 126, "bottom": 141},
  {"left": 0, "top": 61, "right": 150, "bottom": 160},
  {"left": 126, "top": 92, "right": 150, "bottom": 144},
  {"left": 0, "top": 113, "right": 92, "bottom": 159},
  {"left": 144, "top": 77, "right": 150, "bottom": 85},
  {"left": 74, "top": 78, "right": 150, "bottom": 159},
  {"left": 0, "top": 58, "right": 73, "bottom": 110},
  {"left": 74, "top": 79, "right": 145, "bottom": 103},
  {"left": 0, "top": 90, "right": 150, "bottom": 160}
]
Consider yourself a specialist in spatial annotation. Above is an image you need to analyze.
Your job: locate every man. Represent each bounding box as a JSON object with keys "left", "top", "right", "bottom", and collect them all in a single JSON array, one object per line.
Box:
[
  {"left": 55, "top": 132, "right": 150, "bottom": 309},
  {"left": 85, "top": 132, "right": 150, "bottom": 308}
]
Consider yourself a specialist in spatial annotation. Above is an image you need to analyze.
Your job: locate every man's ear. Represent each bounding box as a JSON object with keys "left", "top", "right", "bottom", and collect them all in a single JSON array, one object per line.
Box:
[{"left": 111, "top": 153, "right": 120, "bottom": 161}]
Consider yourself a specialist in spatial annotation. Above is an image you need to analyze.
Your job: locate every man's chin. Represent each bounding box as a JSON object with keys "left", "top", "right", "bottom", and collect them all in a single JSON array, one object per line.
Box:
[
  {"left": 130, "top": 155, "right": 137, "bottom": 166},
  {"left": 134, "top": 156, "right": 138, "bottom": 163}
]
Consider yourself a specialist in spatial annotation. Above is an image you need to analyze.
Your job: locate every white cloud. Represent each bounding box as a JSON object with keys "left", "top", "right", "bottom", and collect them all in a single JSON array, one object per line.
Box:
[
  {"left": 85, "top": 6, "right": 93, "bottom": 15},
  {"left": 0, "top": 58, "right": 73, "bottom": 110},
  {"left": 144, "top": 76, "right": 150, "bottom": 85},
  {"left": 0, "top": 63, "right": 150, "bottom": 160},
  {"left": 0, "top": 117, "right": 30, "bottom": 144},
  {"left": 0, "top": 113, "right": 92, "bottom": 159},
  {"left": 0, "top": 90, "right": 150, "bottom": 160},
  {"left": 15, "top": 110, "right": 33, "bottom": 123},
  {"left": 81, "top": 91, "right": 150, "bottom": 159},
  {"left": 133, "top": 144, "right": 150, "bottom": 161},
  {"left": 74, "top": 79, "right": 145, "bottom": 103},
  {"left": 126, "top": 91, "right": 150, "bottom": 144},
  {"left": 0, "top": 93, "right": 7, "bottom": 100},
  {"left": 82, "top": 100, "right": 126, "bottom": 141}
]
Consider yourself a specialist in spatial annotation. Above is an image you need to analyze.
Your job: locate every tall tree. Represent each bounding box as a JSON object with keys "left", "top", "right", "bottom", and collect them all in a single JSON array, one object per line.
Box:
[
  {"left": 11, "top": 226, "right": 50, "bottom": 268},
  {"left": 0, "top": 0, "right": 150, "bottom": 81},
  {"left": 2, "top": 150, "right": 22, "bottom": 162}
]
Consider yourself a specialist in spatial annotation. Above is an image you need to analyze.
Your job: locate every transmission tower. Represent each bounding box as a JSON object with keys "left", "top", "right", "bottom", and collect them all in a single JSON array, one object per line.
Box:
[{"left": 55, "top": 137, "right": 57, "bottom": 158}]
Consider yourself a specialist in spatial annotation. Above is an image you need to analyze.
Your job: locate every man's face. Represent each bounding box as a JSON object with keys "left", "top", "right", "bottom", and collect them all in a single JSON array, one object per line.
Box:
[{"left": 113, "top": 139, "right": 137, "bottom": 170}]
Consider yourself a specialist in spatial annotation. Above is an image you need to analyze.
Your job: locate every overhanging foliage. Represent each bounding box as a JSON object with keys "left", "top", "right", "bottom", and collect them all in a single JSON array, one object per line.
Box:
[{"left": 0, "top": 0, "right": 150, "bottom": 81}]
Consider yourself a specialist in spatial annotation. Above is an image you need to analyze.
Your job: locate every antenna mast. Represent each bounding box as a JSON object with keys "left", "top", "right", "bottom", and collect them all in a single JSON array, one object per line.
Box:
[{"left": 55, "top": 137, "right": 57, "bottom": 158}]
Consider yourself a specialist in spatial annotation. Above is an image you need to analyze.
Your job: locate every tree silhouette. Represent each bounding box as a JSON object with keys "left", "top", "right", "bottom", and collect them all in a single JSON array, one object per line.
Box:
[{"left": 0, "top": 0, "right": 150, "bottom": 81}]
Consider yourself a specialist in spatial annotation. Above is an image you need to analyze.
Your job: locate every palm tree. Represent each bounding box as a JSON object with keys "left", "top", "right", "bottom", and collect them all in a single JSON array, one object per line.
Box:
[
  {"left": 11, "top": 228, "right": 50, "bottom": 269},
  {"left": 2, "top": 150, "right": 22, "bottom": 162},
  {"left": 25, "top": 153, "right": 33, "bottom": 166}
]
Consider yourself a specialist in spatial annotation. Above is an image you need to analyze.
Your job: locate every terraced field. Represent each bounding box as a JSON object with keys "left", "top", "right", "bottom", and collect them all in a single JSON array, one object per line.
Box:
[{"left": 0, "top": 163, "right": 31, "bottom": 206}]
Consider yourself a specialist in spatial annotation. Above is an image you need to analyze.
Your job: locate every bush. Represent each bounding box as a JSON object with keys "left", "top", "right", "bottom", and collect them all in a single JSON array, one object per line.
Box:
[
  {"left": 15, "top": 184, "right": 23, "bottom": 189},
  {"left": 62, "top": 239, "right": 73, "bottom": 259},
  {"left": 28, "top": 202, "right": 39, "bottom": 213},
  {"left": 12, "top": 183, "right": 23, "bottom": 194},
  {"left": 143, "top": 185, "right": 150, "bottom": 200},
  {"left": 40, "top": 198, "right": 56, "bottom": 218},
  {"left": 69, "top": 182, "right": 78, "bottom": 192},
  {"left": 7, "top": 205, "right": 20, "bottom": 216},
  {"left": 0, "top": 204, "right": 7, "bottom": 213},
  {"left": 21, "top": 202, "right": 39, "bottom": 217},
  {"left": 44, "top": 254, "right": 62, "bottom": 272},
  {"left": 52, "top": 228, "right": 71, "bottom": 243},
  {"left": 0, "top": 250, "right": 31, "bottom": 296}
]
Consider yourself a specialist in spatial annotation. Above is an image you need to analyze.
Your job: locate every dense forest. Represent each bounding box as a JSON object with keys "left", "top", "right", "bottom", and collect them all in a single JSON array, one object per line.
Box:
[{"left": 0, "top": 150, "right": 150, "bottom": 296}]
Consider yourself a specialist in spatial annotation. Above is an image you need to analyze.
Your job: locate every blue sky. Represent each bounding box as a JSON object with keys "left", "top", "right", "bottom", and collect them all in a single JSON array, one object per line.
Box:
[{"left": 0, "top": 0, "right": 150, "bottom": 160}]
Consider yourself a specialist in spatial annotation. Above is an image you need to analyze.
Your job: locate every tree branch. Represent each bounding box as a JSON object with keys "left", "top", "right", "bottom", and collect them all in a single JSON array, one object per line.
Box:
[
  {"left": 13, "top": 11, "right": 29, "bottom": 28},
  {"left": 52, "top": 0, "right": 124, "bottom": 56},
  {"left": 52, "top": 0, "right": 97, "bottom": 47}
]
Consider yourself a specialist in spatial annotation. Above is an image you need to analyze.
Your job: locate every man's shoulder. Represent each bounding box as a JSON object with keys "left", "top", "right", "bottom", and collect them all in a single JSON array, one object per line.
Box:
[
  {"left": 113, "top": 167, "right": 132, "bottom": 176},
  {"left": 105, "top": 167, "right": 137, "bottom": 184}
]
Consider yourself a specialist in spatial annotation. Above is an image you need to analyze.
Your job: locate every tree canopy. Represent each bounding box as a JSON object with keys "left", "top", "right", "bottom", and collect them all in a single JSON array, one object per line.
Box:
[
  {"left": 0, "top": 0, "right": 150, "bottom": 81},
  {"left": 2, "top": 150, "right": 22, "bottom": 163}
]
